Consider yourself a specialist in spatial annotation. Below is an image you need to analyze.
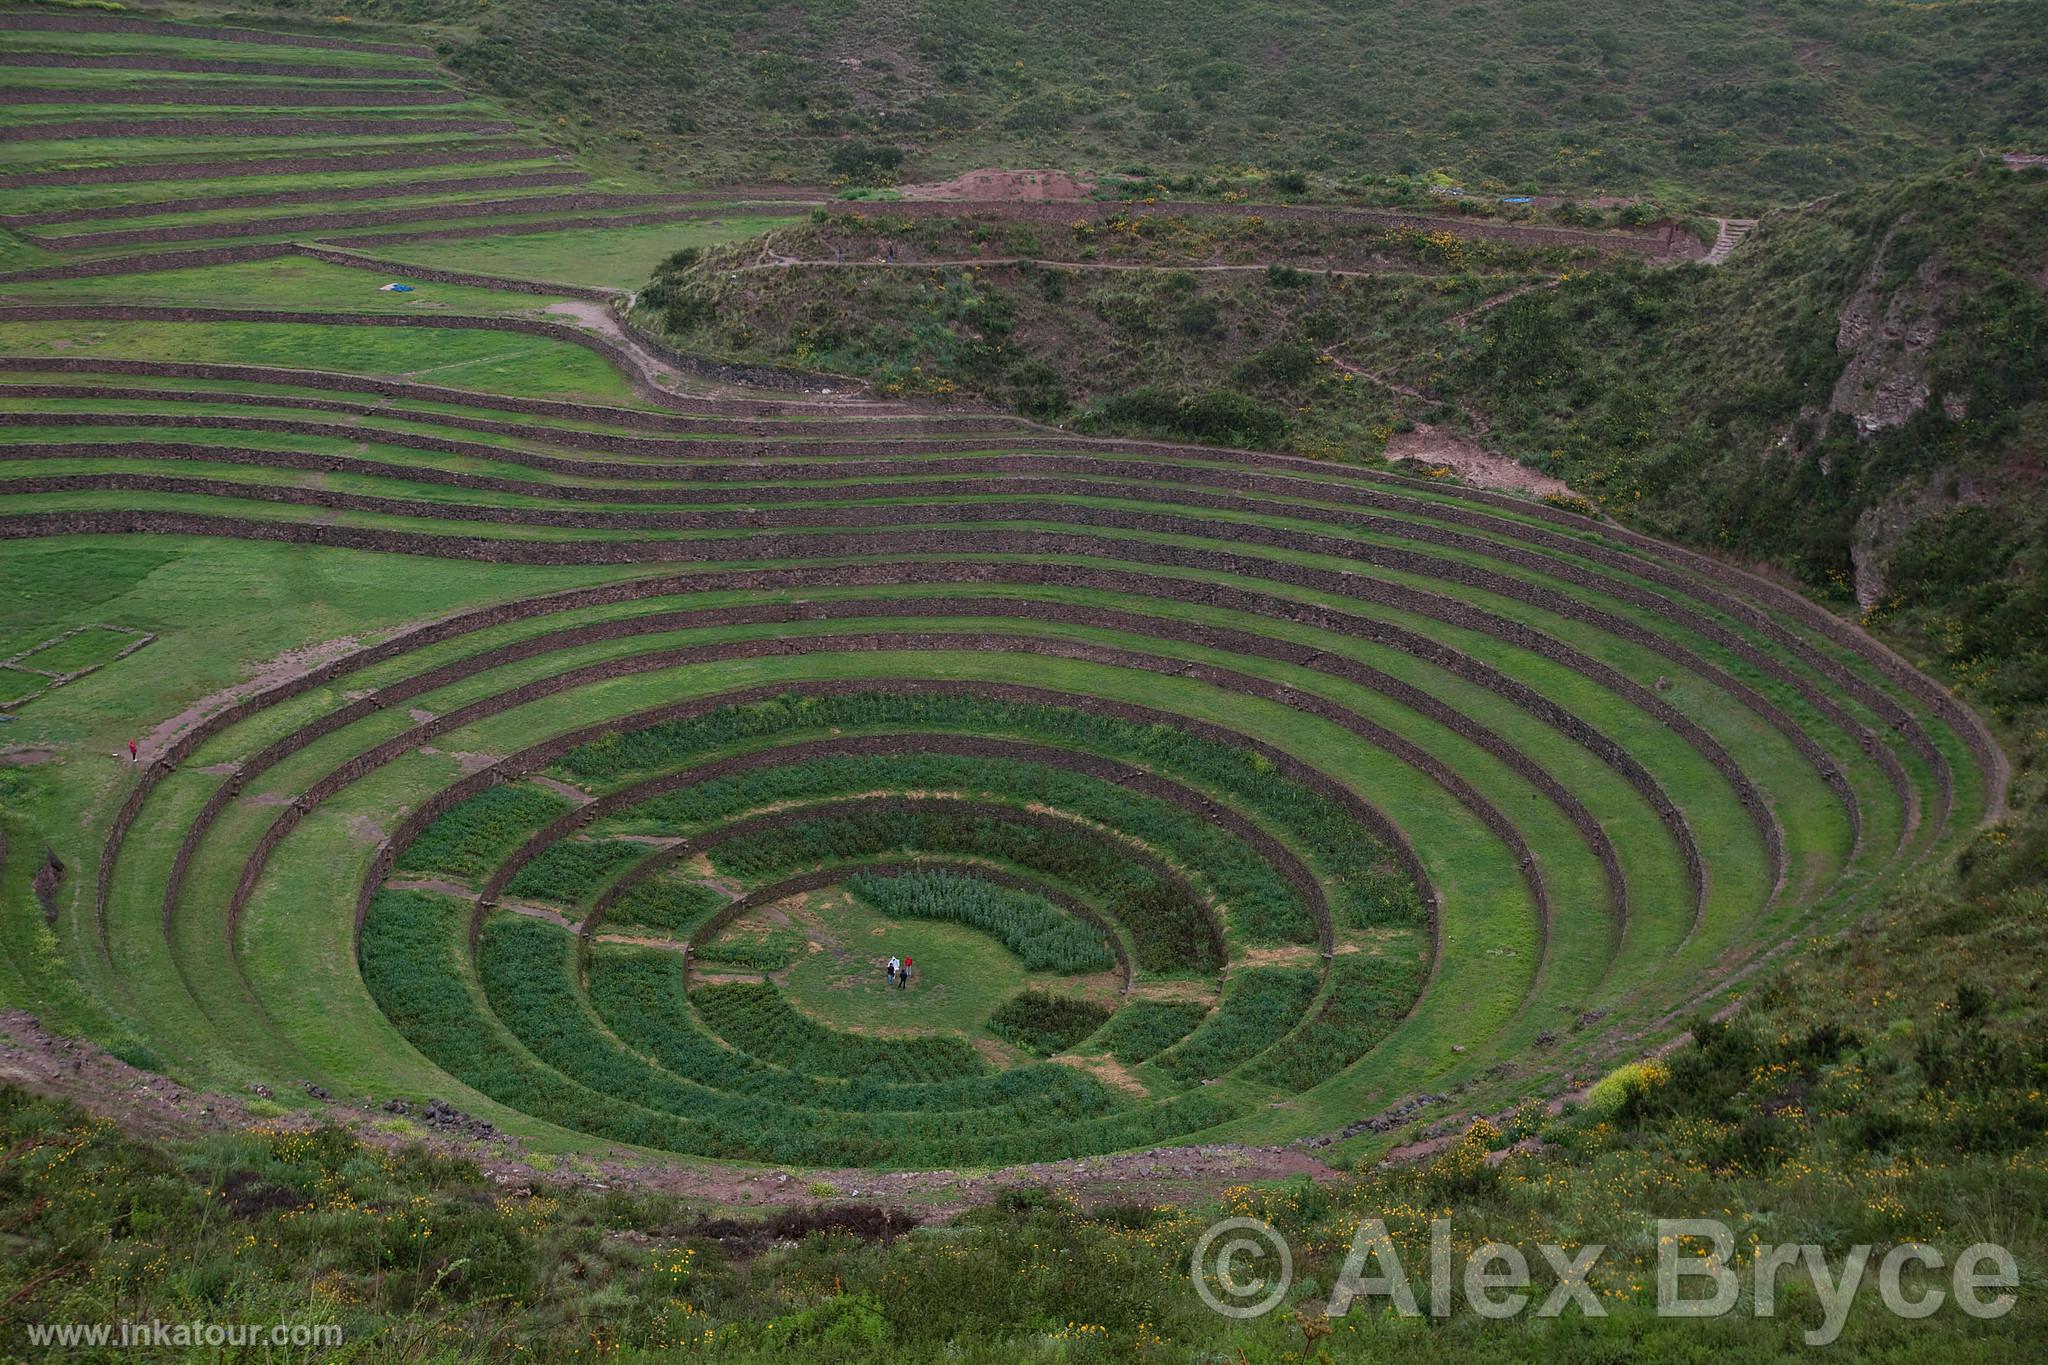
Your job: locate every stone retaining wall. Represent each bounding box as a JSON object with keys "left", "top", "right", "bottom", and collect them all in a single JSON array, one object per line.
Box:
[
  {"left": 0, "top": 14, "right": 434, "bottom": 58},
  {"left": 0, "top": 116, "right": 512, "bottom": 144},
  {"left": 1, "top": 172, "right": 589, "bottom": 228},
  {"left": 0, "top": 142, "right": 543, "bottom": 190}
]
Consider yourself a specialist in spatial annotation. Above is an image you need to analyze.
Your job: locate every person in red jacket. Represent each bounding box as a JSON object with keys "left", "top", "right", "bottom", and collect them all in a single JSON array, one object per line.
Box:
[{"left": 127, "top": 739, "right": 137, "bottom": 762}]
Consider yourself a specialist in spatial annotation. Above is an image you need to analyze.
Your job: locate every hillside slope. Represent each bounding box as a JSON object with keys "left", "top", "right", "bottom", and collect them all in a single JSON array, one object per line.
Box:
[
  {"left": 635, "top": 160, "right": 2046, "bottom": 717},
  {"left": 1456, "top": 157, "right": 2048, "bottom": 714},
  {"left": 253, "top": 0, "right": 2047, "bottom": 201}
]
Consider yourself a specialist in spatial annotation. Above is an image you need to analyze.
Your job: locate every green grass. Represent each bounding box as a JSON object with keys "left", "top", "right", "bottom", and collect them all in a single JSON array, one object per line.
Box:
[
  {"left": 29, "top": 181, "right": 601, "bottom": 237},
  {"left": 772, "top": 892, "right": 1044, "bottom": 1039},
  {"left": 0, "top": 320, "right": 638, "bottom": 400},
  {"left": 1, "top": 32, "right": 443, "bottom": 71},
  {"left": 0, "top": 158, "right": 574, "bottom": 217},
  {"left": 0, "top": 131, "right": 520, "bottom": 168},
  {"left": 8, "top": 623, "right": 138, "bottom": 673},
  {"left": 364, "top": 215, "right": 803, "bottom": 289},
  {"left": 24, "top": 517, "right": 1900, "bottom": 1129},
  {"left": 0, "top": 256, "right": 585, "bottom": 312},
  {"left": 0, "top": 665, "right": 46, "bottom": 704},
  {"left": 0, "top": 2, "right": 2001, "bottom": 1197}
]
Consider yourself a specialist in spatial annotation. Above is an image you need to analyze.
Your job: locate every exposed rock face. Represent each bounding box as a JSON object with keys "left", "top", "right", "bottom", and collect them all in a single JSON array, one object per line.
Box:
[{"left": 1828, "top": 226, "right": 1946, "bottom": 436}]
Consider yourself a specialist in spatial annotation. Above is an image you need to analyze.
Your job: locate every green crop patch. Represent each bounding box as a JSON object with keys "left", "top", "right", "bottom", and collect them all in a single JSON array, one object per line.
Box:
[
  {"left": 847, "top": 869, "right": 1114, "bottom": 974},
  {"left": 986, "top": 989, "right": 1115, "bottom": 1057}
]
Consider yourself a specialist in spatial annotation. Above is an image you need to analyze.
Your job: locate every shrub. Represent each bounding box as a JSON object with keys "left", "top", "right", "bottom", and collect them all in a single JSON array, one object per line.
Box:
[
  {"left": 827, "top": 141, "right": 906, "bottom": 179},
  {"left": 1239, "top": 340, "right": 1319, "bottom": 387},
  {"left": 1080, "top": 386, "right": 1289, "bottom": 447},
  {"left": 654, "top": 245, "right": 701, "bottom": 275},
  {"left": 692, "top": 930, "right": 801, "bottom": 972},
  {"left": 1585, "top": 1060, "right": 1670, "bottom": 1122},
  {"left": 506, "top": 838, "right": 647, "bottom": 906},
  {"left": 1249, "top": 954, "right": 1423, "bottom": 1092}
]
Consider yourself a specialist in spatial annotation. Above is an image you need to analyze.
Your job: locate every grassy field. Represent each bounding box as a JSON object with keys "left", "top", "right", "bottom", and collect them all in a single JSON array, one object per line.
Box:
[
  {"left": 772, "top": 892, "right": 1040, "bottom": 1037},
  {"left": 363, "top": 215, "right": 807, "bottom": 289}
]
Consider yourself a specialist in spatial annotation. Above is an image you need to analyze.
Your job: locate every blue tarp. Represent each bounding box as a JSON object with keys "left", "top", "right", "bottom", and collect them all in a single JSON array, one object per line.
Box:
[
  {"left": 379, "top": 283, "right": 415, "bottom": 292},
  {"left": 1500, "top": 196, "right": 1533, "bottom": 204}
]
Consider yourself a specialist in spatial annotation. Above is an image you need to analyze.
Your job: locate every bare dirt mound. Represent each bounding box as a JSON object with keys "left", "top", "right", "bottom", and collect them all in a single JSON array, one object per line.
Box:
[
  {"left": 897, "top": 169, "right": 1095, "bottom": 202},
  {"left": 1386, "top": 425, "right": 1568, "bottom": 497}
]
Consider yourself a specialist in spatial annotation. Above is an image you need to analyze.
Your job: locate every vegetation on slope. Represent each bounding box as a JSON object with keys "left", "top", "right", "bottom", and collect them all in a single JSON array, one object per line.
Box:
[
  {"left": 634, "top": 213, "right": 1545, "bottom": 452},
  {"left": 1452, "top": 158, "right": 2048, "bottom": 711},
  {"left": 636, "top": 159, "right": 2047, "bottom": 716},
  {"left": 255, "top": 0, "right": 2046, "bottom": 202}
]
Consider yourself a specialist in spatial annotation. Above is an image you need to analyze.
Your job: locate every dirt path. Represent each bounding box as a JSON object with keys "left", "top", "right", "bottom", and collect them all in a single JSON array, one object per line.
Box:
[
  {"left": 542, "top": 299, "right": 714, "bottom": 395},
  {"left": 528, "top": 774, "right": 593, "bottom": 805},
  {"left": 592, "top": 931, "right": 691, "bottom": 952},
  {"left": 138, "top": 632, "right": 369, "bottom": 763},
  {"left": 1445, "top": 275, "right": 1566, "bottom": 329},
  {"left": 1384, "top": 425, "right": 1568, "bottom": 497},
  {"left": 733, "top": 255, "right": 1424, "bottom": 280}
]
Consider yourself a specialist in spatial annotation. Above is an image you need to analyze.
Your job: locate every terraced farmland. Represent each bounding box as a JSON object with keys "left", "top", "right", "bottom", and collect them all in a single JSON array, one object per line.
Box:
[
  {"left": 0, "top": 12, "right": 811, "bottom": 284},
  {"left": 0, "top": 15, "right": 2005, "bottom": 1174}
]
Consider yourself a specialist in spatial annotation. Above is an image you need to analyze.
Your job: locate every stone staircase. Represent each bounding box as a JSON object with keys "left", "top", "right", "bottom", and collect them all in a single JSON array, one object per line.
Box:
[{"left": 1703, "top": 217, "right": 1759, "bottom": 265}]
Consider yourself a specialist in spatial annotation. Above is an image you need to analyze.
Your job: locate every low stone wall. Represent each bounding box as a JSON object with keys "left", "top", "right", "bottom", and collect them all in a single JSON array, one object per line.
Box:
[
  {"left": 0, "top": 51, "right": 440, "bottom": 81},
  {"left": 25, "top": 191, "right": 666, "bottom": 251},
  {"left": 0, "top": 86, "right": 465, "bottom": 107},
  {"left": 0, "top": 141, "right": 543, "bottom": 191},
  {"left": 0, "top": 116, "right": 512, "bottom": 144},
  {"left": 0, "top": 13, "right": 434, "bottom": 58},
  {"left": 0, "top": 353, "right": 909, "bottom": 422},
  {"left": 841, "top": 200, "right": 1682, "bottom": 257},
  {"left": 2, "top": 172, "right": 589, "bottom": 229}
]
